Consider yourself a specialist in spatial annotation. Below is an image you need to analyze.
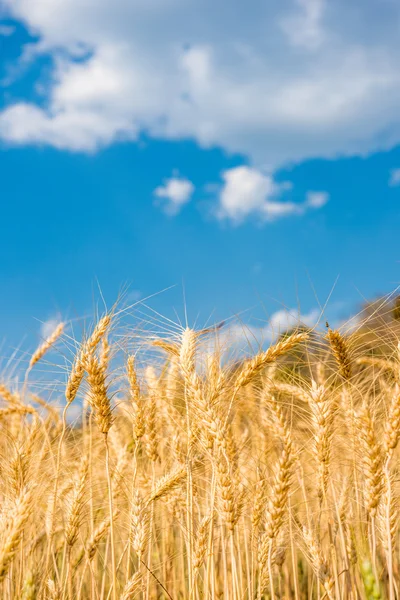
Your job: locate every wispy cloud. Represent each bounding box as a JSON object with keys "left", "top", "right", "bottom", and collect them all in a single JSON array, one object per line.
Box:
[{"left": 154, "top": 176, "right": 195, "bottom": 215}]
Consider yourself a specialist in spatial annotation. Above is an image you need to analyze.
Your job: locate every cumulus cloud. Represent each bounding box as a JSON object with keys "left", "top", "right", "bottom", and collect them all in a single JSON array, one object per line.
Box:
[
  {"left": 217, "top": 165, "right": 328, "bottom": 223},
  {"left": 389, "top": 168, "right": 400, "bottom": 187},
  {"left": 1, "top": 0, "right": 400, "bottom": 169},
  {"left": 154, "top": 176, "right": 194, "bottom": 215},
  {"left": 218, "top": 166, "right": 282, "bottom": 222}
]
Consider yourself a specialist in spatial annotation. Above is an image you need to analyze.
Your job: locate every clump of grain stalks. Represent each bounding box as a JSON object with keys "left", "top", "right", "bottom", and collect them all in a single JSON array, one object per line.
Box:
[{"left": 1, "top": 305, "right": 400, "bottom": 599}]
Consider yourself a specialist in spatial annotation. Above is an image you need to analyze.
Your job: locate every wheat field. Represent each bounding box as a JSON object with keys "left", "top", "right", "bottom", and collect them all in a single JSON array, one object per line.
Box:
[{"left": 1, "top": 306, "right": 400, "bottom": 599}]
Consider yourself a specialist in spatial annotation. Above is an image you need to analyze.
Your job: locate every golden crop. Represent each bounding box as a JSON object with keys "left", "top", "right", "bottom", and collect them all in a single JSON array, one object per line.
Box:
[{"left": 0, "top": 307, "right": 399, "bottom": 599}]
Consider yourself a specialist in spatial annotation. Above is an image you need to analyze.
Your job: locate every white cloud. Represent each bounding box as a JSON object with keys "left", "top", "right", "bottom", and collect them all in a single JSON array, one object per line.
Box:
[
  {"left": 389, "top": 168, "right": 400, "bottom": 187},
  {"left": 305, "top": 191, "right": 330, "bottom": 208},
  {"left": 217, "top": 165, "right": 328, "bottom": 223},
  {"left": 205, "top": 307, "right": 320, "bottom": 357},
  {"left": 1, "top": 0, "right": 400, "bottom": 169},
  {"left": 268, "top": 307, "right": 320, "bottom": 334},
  {"left": 154, "top": 176, "right": 194, "bottom": 215},
  {"left": 218, "top": 166, "right": 281, "bottom": 222},
  {"left": 0, "top": 101, "right": 133, "bottom": 151}
]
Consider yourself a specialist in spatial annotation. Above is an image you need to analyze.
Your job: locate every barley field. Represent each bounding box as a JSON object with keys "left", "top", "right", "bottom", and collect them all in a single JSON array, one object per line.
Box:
[{"left": 1, "top": 304, "right": 400, "bottom": 599}]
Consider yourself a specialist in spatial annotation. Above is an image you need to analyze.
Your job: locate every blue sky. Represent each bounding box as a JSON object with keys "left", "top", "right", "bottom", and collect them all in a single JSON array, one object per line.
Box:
[{"left": 1, "top": 1, "right": 400, "bottom": 350}]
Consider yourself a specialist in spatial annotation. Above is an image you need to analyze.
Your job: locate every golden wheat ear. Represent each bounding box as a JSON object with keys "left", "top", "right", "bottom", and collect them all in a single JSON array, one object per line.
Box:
[
  {"left": 233, "top": 331, "right": 309, "bottom": 394},
  {"left": 0, "top": 486, "right": 35, "bottom": 583},
  {"left": 29, "top": 322, "right": 64, "bottom": 369},
  {"left": 326, "top": 326, "right": 352, "bottom": 381},
  {"left": 120, "top": 572, "right": 142, "bottom": 600},
  {"left": 302, "top": 526, "right": 335, "bottom": 599}
]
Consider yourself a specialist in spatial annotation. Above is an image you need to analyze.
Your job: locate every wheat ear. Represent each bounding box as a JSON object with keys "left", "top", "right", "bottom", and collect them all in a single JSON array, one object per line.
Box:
[
  {"left": 29, "top": 322, "right": 64, "bottom": 368},
  {"left": 127, "top": 356, "right": 145, "bottom": 440},
  {"left": 84, "top": 353, "right": 113, "bottom": 434},
  {"left": 233, "top": 332, "right": 309, "bottom": 395},
  {"left": 0, "top": 486, "right": 34, "bottom": 582},
  {"left": 303, "top": 526, "right": 334, "bottom": 599},
  {"left": 148, "top": 465, "right": 187, "bottom": 504},
  {"left": 120, "top": 572, "right": 142, "bottom": 600},
  {"left": 307, "top": 381, "right": 335, "bottom": 503},
  {"left": 66, "top": 347, "right": 85, "bottom": 405},
  {"left": 383, "top": 386, "right": 400, "bottom": 458},
  {"left": 65, "top": 456, "right": 89, "bottom": 547},
  {"left": 85, "top": 314, "right": 112, "bottom": 355},
  {"left": 326, "top": 327, "right": 352, "bottom": 381},
  {"left": 258, "top": 399, "right": 293, "bottom": 599},
  {"left": 358, "top": 405, "right": 383, "bottom": 519}
]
